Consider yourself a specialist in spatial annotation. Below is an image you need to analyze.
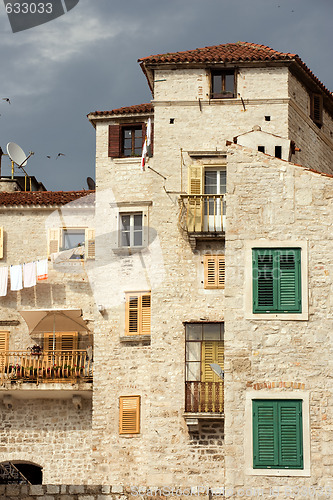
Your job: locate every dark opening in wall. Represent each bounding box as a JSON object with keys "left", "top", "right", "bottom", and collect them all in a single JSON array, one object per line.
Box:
[
  {"left": 265, "top": 116, "right": 271, "bottom": 121},
  {"left": 0, "top": 462, "right": 42, "bottom": 484},
  {"left": 275, "top": 146, "right": 282, "bottom": 159},
  {"left": 258, "top": 146, "right": 265, "bottom": 153}
]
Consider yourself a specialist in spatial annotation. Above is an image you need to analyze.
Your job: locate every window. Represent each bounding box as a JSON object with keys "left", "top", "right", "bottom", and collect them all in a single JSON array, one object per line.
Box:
[
  {"left": 44, "top": 332, "right": 78, "bottom": 351},
  {"left": 120, "top": 213, "right": 143, "bottom": 247},
  {"left": 47, "top": 228, "right": 95, "bottom": 260},
  {"left": 125, "top": 292, "right": 151, "bottom": 336},
  {"left": 108, "top": 122, "right": 153, "bottom": 158},
  {"left": 310, "top": 93, "right": 323, "bottom": 128},
  {"left": 253, "top": 400, "right": 303, "bottom": 469},
  {"left": 211, "top": 70, "right": 235, "bottom": 98},
  {"left": 258, "top": 146, "right": 265, "bottom": 153},
  {"left": 185, "top": 323, "right": 224, "bottom": 413},
  {"left": 0, "top": 331, "right": 9, "bottom": 371},
  {"left": 119, "top": 395, "right": 140, "bottom": 434},
  {"left": 252, "top": 248, "right": 301, "bottom": 314},
  {"left": 204, "top": 255, "right": 225, "bottom": 289}
]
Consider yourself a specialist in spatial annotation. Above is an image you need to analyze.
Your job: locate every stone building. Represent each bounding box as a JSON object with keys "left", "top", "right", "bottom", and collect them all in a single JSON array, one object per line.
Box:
[{"left": 0, "top": 41, "right": 332, "bottom": 498}]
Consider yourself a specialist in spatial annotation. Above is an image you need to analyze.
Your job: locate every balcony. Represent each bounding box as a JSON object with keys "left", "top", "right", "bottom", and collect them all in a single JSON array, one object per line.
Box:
[
  {"left": 184, "top": 381, "right": 224, "bottom": 430},
  {"left": 179, "top": 195, "right": 225, "bottom": 248},
  {"left": 0, "top": 350, "right": 92, "bottom": 400}
]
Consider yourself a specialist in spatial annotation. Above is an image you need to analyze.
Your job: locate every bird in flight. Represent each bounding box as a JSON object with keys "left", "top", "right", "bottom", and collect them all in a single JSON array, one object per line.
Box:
[
  {"left": 46, "top": 155, "right": 51, "bottom": 159},
  {"left": 2, "top": 98, "right": 11, "bottom": 104},
  {"left": 56, "top": 153, "right": 65, "bottom": 159}
]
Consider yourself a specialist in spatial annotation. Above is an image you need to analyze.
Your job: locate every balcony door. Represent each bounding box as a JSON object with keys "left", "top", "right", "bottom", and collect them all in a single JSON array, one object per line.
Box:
[{"left": 204, "top": 168, "right": 226, "bottom": 231}]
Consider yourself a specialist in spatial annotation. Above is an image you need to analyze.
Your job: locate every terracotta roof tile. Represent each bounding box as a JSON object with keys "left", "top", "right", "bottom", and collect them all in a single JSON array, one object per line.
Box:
[
  {"left": 89, "top": 103, "right": 153, "bottom": 118},
  {"left": 139, "top": 41, "right": 332, "bottom": 99},
  {"left": 0, "top": 190, "right": 94, "bottom": 207}
]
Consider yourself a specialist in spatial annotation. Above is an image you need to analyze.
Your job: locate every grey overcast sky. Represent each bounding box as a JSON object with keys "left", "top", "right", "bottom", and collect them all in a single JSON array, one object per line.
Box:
[{"left": 0, "top": 0, "right": 332, "bottom": 191}]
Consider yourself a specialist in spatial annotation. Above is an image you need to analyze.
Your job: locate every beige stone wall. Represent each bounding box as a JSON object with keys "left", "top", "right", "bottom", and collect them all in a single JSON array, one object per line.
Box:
[
  {"left": 0, "top": 205, "right": 94, "bottom": 484},
  {"left": 224, "top": 145, "right": 333, "bottom": 497}
]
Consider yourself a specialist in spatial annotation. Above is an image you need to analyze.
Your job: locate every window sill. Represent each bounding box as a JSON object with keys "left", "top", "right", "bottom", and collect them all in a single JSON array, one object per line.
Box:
[
  {"left": 112, "top": 157, "right": 141, "bottom": 164},
  {"left": 246, "top": 312, "right": 308, "bottom": 321},
  {"left": 246, "top": 468, "right": 310, "bottom": 477}
]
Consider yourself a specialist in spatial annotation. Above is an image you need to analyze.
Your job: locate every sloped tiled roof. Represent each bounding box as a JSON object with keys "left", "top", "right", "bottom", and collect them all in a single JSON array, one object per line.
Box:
[
  {"left": 89, "top": 103, "right": 153, "bottom": 118},
  {"left": 0, "top": 190, "right": 94, "bottom": 207},
  {"left": 138, "top": 41, "right": 332, "bottom": 99}
]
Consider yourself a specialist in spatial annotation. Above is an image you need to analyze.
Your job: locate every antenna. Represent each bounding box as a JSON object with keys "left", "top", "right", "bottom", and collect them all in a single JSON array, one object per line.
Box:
[
  {"left": 6, "top": 142, "right": 34, "bottom": 190},
  {"left": 209, "top": 363, "right": 224, "bottom": 380},
  {"left": 87, "top": 177, "right": 96, "bottom": 190}
]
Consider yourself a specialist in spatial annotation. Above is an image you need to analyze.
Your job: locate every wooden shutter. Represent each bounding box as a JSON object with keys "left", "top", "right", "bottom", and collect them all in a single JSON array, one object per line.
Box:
[
  {"left": 253, "top": 400, "right": 303, "bottom": 469},
  {"left": 0, "top": 331, "right": 9, "bottom": 351},
  {"left": 187, "top": 166, "right": 203, "bottom": 232},
  {"left": 119, "top": 395, "right": 140, "bottom": 434},
  {"left": 311, "top": 94, "right": 323, "bottom": 126},
  {"left": 44, "top": 332, "right": 77, "bottom": 351},
  {"left": 253, "top": 249, "right": 301, "bottom": 313},
  {"left": 85, "top": 228, "right": 95, "bottom": 260},
  {"left": 108, "top": 125, "right": 121, "bottom": 157},
  {"left": 204, "top": 255, "right": 225, "bottom": 289},
  {"left": 47, "top": 228, "right": 61, "bottom": 257},
  {"left": 201, "top": 341, "right": 224, "bottom": 382},
  {"left": 0, "top": 227, "right": 3, "bottom": 259},
  {"left": 125, "top": 292, "right": 151, "bottom": 336}
]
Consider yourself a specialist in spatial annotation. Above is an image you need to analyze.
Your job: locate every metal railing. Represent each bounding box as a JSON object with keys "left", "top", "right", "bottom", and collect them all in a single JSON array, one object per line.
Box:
[
  {"left": 185, "top": 381, "right": 224, "bottom": 413},
  {"left": 0, "top": 350, "right": 93, "bottom": 383},
  {"left": 179, "top": 194, "right": 226, "bottom": 233}
]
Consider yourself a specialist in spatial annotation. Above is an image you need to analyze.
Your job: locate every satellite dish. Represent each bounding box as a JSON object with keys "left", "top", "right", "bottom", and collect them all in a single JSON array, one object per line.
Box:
[
  {"left": 87, "top": 177, "right": 96, "bottom": 190},
  {"left": 209, "top": 363, "right": 224, "bottom": 380},
  {"left": 7, "top": 142, "right": 28, "bottom": 167}
]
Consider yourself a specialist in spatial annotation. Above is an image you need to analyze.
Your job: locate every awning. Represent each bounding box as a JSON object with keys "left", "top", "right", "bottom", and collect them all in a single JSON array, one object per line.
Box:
[{"left": 19, "top": 309, "right": 89, "bottom": 334}]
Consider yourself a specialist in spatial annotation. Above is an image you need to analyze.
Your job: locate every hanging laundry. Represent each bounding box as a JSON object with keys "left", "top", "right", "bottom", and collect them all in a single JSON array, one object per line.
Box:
[
  {"left": 23, "top": 262, "right": 36, "bottom": 288},
  {"left": 0, "top": 267, "right": 8, "bottom": 296},
  {"left": 37, "top": 259, "right": 48, "bottom": 281},
  {"left": 10, "top": 265, "right": 23, "bottom": 291}
]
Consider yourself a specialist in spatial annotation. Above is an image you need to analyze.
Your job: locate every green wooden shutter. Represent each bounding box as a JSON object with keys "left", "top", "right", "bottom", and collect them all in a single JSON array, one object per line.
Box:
[
  {"left": 253, "top": 400, "right": 278, "bottom": 468},
  {"left": 253, "top": 400, "right": 303, "bottom": 469},
  {"left": 278, "top": 400, "right": 303, "bottom": 469},
  {"left": 253, "top": 249, "right": 301, "bottom": 313}
]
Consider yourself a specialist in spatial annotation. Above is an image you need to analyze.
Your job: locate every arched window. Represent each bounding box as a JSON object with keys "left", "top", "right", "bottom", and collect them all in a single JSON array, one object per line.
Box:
[{"left": 0, "top": 462, "right": 42, "bottom": 484}]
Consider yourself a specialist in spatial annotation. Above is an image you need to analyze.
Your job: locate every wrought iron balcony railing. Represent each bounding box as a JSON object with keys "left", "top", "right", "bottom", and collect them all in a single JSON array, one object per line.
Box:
[
  {"left": 0, "top": 350, "right": 93, "bottom": 384},
  {"left": 185, "top": 381, "right": 224, "bottom": 413},
  {"left": 179, "top": 194, "right": 226, "bottom": 233}
]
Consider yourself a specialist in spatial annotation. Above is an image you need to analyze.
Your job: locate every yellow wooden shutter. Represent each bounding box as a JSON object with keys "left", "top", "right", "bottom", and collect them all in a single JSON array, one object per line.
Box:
[
  {"left": 119, "top": 395, "right": 140, "bottom": 434},
  {"left": 47, "top": 228, "right": 61, "bottom": 257},
  {"left": 141, "top": 294, "right": 151, "bottom": 335},
  {"left": 0, "top": 331, "right": 9, "bottom": 351},
  {"left": 60, "top": 332, "right": 78, "bottom": 351},
  {"left": 201, "top": 341, "right": 224, "bottom": 382},
  {"left": 187, "top": 166, "right": 203, "bottom": 232},
  {"left": 204, "top": 255, "right": 225, "bottom": 289},
  {"left": 85, "top": 228, "right": 95, "bottom": 260},
  {"left": 0, "top": 227, "right": 3, "bottom": 259},
  {"left": 125, "top": 293, "right": 151, "bottom": 336}
]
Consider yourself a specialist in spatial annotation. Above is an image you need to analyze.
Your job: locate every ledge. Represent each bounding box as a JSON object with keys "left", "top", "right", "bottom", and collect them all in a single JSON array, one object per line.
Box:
[{"left": 119, "top": 335, "right": 151, "bottom": 345}]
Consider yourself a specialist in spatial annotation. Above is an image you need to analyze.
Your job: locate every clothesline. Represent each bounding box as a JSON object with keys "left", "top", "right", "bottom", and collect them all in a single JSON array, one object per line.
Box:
[{"left": 0, "top": 259, "right": 48, "bottom": 297}]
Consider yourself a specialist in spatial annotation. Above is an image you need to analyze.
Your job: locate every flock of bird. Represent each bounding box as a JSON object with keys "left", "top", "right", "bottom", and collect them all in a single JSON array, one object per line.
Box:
[{"left": 1, "top": 97, "right": 65, "bottom": 160}]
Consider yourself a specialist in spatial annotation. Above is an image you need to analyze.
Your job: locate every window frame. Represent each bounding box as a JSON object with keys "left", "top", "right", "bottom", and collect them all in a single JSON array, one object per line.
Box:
[
  {"left": 119, "top": 395, "right": 141, "bottom": 435},
  {"left": 122, "top": 124, "right": 144, "bottom": 157},
  {"left": 244, "top": 241, "right": 308, "bottom": 321},
  {"left": 210, "top": 69, "right": 236, "bottom": 99},
  {"left": 119, "top": 212, "right": 143, "bottom": 248},
  {"left": 203, "top": 255, "right": 225, "bottom": 289},
  {"left": 310, "top": 93, "right": 323, "bottom": 128},
  {"left": 245, "top": 391, "right": 310, "bottom": 477},
  {"left": 125, "top": 291, "right": 151, "bottom": 336},
  {"left": 47, "top": 227, "right": 95, "bottom": 260}
]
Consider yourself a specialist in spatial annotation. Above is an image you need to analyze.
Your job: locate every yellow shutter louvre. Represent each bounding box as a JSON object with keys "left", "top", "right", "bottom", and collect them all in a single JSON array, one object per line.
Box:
[
  {"left": 47, "top": 228, "right": 61, "bottom": 258},
  {"left": 187, "top": 166, "right": 203, "bottom": 232},
  {"left": 125, "top": 292, "right": 151, "bottom": 336},
  {"left": 204, "top": 255, "right": 225, "bottom": 289},
  {"left": 119, "top": 395, "right": 140, "bottom": 434},
  {"left": 201, "top": 341, "right": 224, "bottom": 382},
  {"left": 44, "top": 332, "right": 77, "bottom": 363},
  {"left": 0, "top": 227, "right": 3, "bottom": 259},
  {"left": 85, "top": 228, "right": 95, "bottom": 260},
  {"left": 0, "top": 331, "right": 9, "bottom": 351}
]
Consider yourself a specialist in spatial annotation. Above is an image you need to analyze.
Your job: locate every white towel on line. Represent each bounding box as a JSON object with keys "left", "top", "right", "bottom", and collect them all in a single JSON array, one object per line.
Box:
[
  {"left": 23, "top": 262, "right": 36, "bottom": 288},
  {"left": 10, "top": 265, "right": 23, "bottom": 291},
  {"left": 37, "top": 259, "right": 48, "bottom": 281},
  {"left": 0, "top": 267, "right": 8, "bottom": 296}
]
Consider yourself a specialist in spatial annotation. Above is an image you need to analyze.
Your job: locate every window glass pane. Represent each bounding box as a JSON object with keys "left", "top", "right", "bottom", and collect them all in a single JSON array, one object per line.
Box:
[
  {"left": 204, "top": 171, "right": 217, "bottom": 194},
  {"left": 186, "top": 362, "right": 201, "bottom": 381},
  {"left": 62, "top": 230, "right": 85, "bottom": 250},
  {"left": 121, "top": 215, "right": 130, "bottom": 231},
  {"left": 133, "top": 230, "right": 142, "bottom": 246},
  {"left": 219, "top": 170, "right": 227, "bottom": 194},
  {"left": 224, "top": 74, "right": 234, "bottom": 93},
  {"left": 124, "top": 130, "right": 132, "bottom": 139},
  {"left": 186, "top": 342, "right": 201, "bottom": 361},
  {"left": 203, "top": 323, "right": 221, "bottom": 340},
  {"left": 134, "top": 128, "right": 142, "bottom": 139},
  {"left": 212, "top": 74, "right": 222, "bottom": 94},
  {"left": 185, "top": 324, "right": 202, "bottom": 340},
  {"left": 134, "top": 214, "right": 142, "bottom": 229},
  {"left": 121, "top": 232, "right": 130, "bottom": 247},
  {"left": 135, "top": 137, "right": 142, "bottom": 149}
]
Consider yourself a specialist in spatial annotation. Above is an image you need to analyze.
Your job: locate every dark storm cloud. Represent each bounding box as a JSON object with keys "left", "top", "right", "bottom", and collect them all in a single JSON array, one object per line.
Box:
[{"left": 0, "top": 0, "right": 332, "bottom": 190}]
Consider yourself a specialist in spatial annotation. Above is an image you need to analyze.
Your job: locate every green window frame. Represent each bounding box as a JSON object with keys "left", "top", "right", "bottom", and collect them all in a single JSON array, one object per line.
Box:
[
  {"left": 252, "top": 248, "right": 301, "bottom": 314},
  {"left": 253, "top": 400, "right": 303, "bottom": 469}
]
